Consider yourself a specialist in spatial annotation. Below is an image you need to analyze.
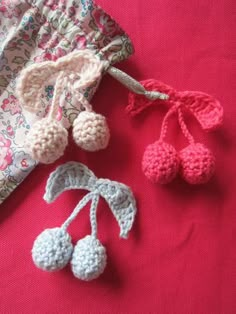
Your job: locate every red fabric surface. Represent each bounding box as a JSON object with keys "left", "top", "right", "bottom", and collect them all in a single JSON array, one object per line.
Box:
[{"left": 1, "top": 0, "right": 235, "bottom": 313}]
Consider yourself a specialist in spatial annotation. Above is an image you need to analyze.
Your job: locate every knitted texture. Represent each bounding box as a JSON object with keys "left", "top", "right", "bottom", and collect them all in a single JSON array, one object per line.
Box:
[
  {"left": 71, "top": 235, "right": 107, "bottom": 281},
  {"left": 25, "top": 118, "right": 68, "bottom": 164},
  {"left": 32, "top": 228, "right": 73, "bottom": 271},
  {"left": 32, "top": 162, "right": 137, "bottom": 281},
  {"left": 126, "top": 79, "right": 223, "bottom": 185},
  {"left": 142, "top": 141, "right": 179, "bottom": 184},
  {"left": 179, "top": 143, "right": 215, "bottom": 184},
  {"left": 73, "top": 111, "right": 110, "bottom": 152}
]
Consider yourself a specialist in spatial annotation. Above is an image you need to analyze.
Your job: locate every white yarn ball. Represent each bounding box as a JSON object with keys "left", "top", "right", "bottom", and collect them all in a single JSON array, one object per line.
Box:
[
  {"left": 72, "top": 111, "right": 110, "bottom": 152},
  {"left": 32, "top": 228, "right": 73, "bottom": 272},
  {"left": 71, "top": 235, "right": 107, "bottom": 281},
  {"left": 25, "top": 118, "right": 68, "bottom": 164}
]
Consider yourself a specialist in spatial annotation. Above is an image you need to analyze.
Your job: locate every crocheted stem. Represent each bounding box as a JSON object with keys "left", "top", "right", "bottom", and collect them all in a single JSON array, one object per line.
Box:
[
  {"left": 67, "top": 77, "right": 93, "bottom": 112},
  {"left": 61, "top": 192, "right": 95, "bottom": 230},
  {"left": 177, "top": 107, "right": 195, "bottom": 145},
  {"left": 90, "top": 193, "right": 100, "bottom": 238},
  {"left": 48, "top": 72, "right": 65, "bottom": 120},
  {"left": 108, "top": 66, "right": 169, "bottom": 100},
  {"left": 159, "top": 105, "right": 178, "bottom": 141}
]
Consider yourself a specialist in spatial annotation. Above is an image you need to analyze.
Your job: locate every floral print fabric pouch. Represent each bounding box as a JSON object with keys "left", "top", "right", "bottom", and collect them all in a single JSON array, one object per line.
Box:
[{"left": 0, "top": 0, "right": 133, "bottom": 203}]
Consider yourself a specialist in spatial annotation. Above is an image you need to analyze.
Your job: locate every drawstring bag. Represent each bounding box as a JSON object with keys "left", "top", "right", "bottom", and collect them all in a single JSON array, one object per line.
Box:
[
  {"left": 0, "top": 0, "right": 135, "bottom": 203},
  {"left": 0, "top": 0, "right": 166, "bottom": 204}
]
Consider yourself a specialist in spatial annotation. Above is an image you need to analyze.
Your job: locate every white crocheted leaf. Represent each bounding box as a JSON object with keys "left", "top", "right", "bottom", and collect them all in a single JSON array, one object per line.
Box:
[
  {"left": 43, "top": 162, "right": 97, "bottom": 203},
  {"left": 95, "top": 179, "right": 137, "bottom": 239}
]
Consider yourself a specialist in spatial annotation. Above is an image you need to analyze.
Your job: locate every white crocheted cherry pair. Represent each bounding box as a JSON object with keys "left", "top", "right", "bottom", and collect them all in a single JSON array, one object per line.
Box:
[{"left": 32, "top": 162, "right": 137, "bottom": 281}]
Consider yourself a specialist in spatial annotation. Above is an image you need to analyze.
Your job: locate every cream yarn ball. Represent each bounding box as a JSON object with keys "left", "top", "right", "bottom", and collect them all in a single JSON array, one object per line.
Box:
[
  {"left": 25, "top": 118, "right": 68, "bottom": 164},
  {"left": 32, "top": 228, "right": 73, "bottom": 272},
  {"left": 71, "top": 235, "right": 107, "bottom": 281},
  {"left": 72, "top": 111, "right": 110, "bottom": 152}
]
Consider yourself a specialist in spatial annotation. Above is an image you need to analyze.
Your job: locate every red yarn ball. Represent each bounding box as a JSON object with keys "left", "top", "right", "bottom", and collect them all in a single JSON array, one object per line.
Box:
[
  {"left": 179, "top": 143, "right": 215, "bottom": 184},
  {"left": 142, "top": 141, "right": 179, "bottom": 184}
]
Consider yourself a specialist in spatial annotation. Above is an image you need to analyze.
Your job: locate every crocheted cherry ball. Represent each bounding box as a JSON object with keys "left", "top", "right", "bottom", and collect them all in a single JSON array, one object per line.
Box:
[
  {"left": 25, "top": 118, "right": 68, "bottom": 164},
  {"left": 71, "top": 235, "right": 107, "bottom": 281},
  {"left": 73, "top": 111, "right": 110, "bottom": 152},
  {"left": 142, "top": 141, "right": 179, "bottom": 184},
  {"left": 32, "top": 228, "right": 73, "bottom": 272},
  {"left": 179, "top": 143, "right": 215, "bottom": 184}
]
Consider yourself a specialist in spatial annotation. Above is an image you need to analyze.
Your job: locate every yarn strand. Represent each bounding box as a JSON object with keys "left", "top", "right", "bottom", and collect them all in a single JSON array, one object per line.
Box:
[
  {"left": 90, "top": 193, "right": 100, "bottom": 238},
  {"left": 48, "top": 72, "right": 65, "bottom": 120},
  {"left": 61, "top": 192, "right": 95, "bottom": 230},
  {"left": 177, "top": 107, "right": 195, "bottom": 145},
  {"left": 159, "top": 105, "right": 178, "bottom": 141},
  {"left": 68, "top": 78, "right": 93, "bottom": 112}
]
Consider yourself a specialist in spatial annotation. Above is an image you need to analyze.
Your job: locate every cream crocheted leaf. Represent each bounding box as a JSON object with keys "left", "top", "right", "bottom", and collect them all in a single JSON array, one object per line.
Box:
[
  {"left": 16, "top": 50, "right": 106, "bottom": 113},
  {"left": 16, "top": 61, "right": 56, "bottom": 113},
  {"left": 43, "top": 162, "right": 97, "bottom": 203},
  {"left": 96, "top": 179, "right": 137, "bottom": 239}
]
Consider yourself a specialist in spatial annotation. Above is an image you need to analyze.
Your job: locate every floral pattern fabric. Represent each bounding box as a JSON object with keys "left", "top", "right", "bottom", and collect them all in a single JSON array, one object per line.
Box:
[{"left": 0, "top": 0, "right": 134, "bottom": 203}]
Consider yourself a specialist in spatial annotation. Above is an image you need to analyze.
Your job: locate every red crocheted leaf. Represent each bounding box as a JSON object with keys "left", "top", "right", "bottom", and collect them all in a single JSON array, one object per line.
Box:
[
  {"left": 126, "top": 79, "right": 175, "bottom": 116},
  {"left": 179, "top": 91, "right": 223, "bottom": 131},
  {"left": 126, "top": 79, "right": 223, "bottom": 131}
]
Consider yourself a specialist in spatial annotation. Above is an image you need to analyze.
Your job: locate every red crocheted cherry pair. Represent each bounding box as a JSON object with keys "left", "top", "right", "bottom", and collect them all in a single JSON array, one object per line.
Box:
[{"left": 126, "top": 79, "right": 223, "bottom": 185}]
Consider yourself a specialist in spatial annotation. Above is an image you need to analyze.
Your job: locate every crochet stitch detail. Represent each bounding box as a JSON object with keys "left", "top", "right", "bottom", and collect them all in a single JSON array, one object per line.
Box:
[
  {"left": 32, "top": 228, "right": 73, "bottom": 272},
  {"left": 73, "top": 111, "right": 110, "bottom": 152},
  {"left": 179, "top": 143, "right": 215, "bottom": 184},
  {"left": 142, "top": 141, "right": 179, "bottom": 184},
  {"left": 71, "top": 235, "right": 107, "bottom": 281},
  {"left": 25, "top": 118, "right": 68, "bottom": 164}
]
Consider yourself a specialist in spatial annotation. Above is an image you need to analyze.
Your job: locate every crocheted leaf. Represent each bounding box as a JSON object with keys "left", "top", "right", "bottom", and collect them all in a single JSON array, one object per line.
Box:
[
  {"left": 16, "top": 62, "right": 58, "bottom": 113},
  {"left": 58, "top": 50, "right": 105, "bottom": 92},
  {"left": 126, "top": 79, "right": 174, "bottom": 116},
  {"left": 126, "top": 79, "right": 223, "bottom": 131},
  {"left": 16, "top": 50, "right": 106, "bottom": 114},
  {"left": 43, "top": 162, "right": 137, "bottom": 239},
  {"left": 95, "top": 179, "right": 137, "bottom": 239},
  {"left": 180, "top": 91, "right": 223, "bottom": 131},
  {"left": 43, "top": 162, "right": 97, "bottom": 203}
]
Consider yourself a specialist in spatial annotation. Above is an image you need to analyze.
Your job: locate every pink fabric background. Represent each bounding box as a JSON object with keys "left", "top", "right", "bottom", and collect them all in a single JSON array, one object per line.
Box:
[{"left": 0, "top": 0, "right": 235, "bottom": 313}]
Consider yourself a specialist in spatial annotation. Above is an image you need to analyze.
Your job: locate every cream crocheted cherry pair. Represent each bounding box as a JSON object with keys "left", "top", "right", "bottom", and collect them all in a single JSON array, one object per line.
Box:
[{"left": 16, "top": 50, "right": 111, "bottom": 164}]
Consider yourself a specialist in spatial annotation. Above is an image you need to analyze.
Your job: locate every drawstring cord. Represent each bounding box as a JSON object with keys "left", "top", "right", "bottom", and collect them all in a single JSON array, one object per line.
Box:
[{"left": 107, "top": 66, "right": 169, "bottom": 101}]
